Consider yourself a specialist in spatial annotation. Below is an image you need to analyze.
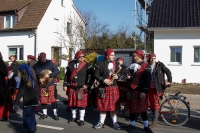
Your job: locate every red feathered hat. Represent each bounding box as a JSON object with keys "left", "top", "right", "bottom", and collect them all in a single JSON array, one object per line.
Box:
[
  {"left": 116, "top": 57, "right": 124, "bottom": 61},
  {"left": 75, "top": 50, "right": 84, "bottom": 59},
  {"left": 134, "top": 50, "right": 145, "bottom": 59},
  {"left": 104, "top": 48, "right": 114, "bottom": 58},
  {"left": 7, "top": 66, "right": 12, "bottom": 71}
]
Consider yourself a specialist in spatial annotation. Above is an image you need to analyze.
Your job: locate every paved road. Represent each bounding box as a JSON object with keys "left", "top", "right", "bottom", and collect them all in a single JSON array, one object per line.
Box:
[{"left": 0, "top": 82, "right": 200, "bottom": 133}]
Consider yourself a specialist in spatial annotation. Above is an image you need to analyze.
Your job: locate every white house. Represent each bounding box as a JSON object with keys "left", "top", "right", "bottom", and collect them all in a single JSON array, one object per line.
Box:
[
  {"left": 0, "top": 0, "right": 86, "bottom": 67},
  {"left": 148, "top": 0, "right": 200, "bottom": 83}
]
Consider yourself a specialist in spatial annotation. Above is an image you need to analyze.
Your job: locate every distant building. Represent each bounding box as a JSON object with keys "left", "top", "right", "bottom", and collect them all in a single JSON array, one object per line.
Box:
[
  {"left": 0, "top": 0, "right": 86, "bottom": 67},
  {"left": 148, "top": 0, "right": 200, "bottom": 83}
]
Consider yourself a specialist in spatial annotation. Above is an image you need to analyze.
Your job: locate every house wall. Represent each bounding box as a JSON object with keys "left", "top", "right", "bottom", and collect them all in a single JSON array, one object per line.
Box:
[
  {"left": 37, "top": 0, "right": 85, "bottom": 67},
  {"left": 154, "top": 29, "right": 200, "bottom": 83},
  {"left": 0, "top": 31, "right": 35, "bottom": 61}
]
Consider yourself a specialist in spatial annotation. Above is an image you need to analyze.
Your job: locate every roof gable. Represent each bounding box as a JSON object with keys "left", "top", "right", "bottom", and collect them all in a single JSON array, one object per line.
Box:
[
  {"left": 148, "top": 0, "right": 200, "bottom": 28},
  {"left": 0, "top": 0, "right": 52, "bottom": 31}
]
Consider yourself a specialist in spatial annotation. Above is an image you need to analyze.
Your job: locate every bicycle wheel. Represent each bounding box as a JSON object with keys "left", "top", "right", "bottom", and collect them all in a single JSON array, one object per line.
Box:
[{"left": 160, "top": 98, "right": 190, "bottom": 126}]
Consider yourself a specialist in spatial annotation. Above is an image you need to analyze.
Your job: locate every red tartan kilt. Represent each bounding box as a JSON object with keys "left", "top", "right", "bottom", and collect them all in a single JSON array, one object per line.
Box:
[
  {"left": 11, "top": 89, "right": 18, "bottom": 100},
  {"left": 147, "top": 88, "right": 163, "bottom": 111},
  {"left": 40, "top": 85, "right": 57, "bottom": 104},
  {"left": 96, "top": 86, "right": 120, "bottom": 111},
  {"left": 68, "top": 88, "right": 88, "bottom": 107},
  {"left": 124, "top": 90, "right": 148, "bottom": 114}
]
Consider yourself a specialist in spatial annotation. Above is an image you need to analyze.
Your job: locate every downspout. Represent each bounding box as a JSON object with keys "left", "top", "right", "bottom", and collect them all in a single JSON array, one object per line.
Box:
[{"left": 33, "top": 29, "right": 37, "bottom": 56}]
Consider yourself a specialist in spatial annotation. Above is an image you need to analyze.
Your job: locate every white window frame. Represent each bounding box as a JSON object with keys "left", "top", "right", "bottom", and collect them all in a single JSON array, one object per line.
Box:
[
  {"left": 191, "top": 46, "right": 200, "bottom": 66},
  {"left": 169, "top": 46, "right": 182, "bottom": 66},
  {"left": 8, "top": 46, "right": 24, "bottom": 60},
  {"left": 4, "top": 15, "right": 15, "bottom": 28}
]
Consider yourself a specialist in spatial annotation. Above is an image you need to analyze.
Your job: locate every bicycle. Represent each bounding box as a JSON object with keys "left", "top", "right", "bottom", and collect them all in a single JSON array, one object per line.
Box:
[{"left": 159, "top": 91, "right": 190, "bottom": 126}]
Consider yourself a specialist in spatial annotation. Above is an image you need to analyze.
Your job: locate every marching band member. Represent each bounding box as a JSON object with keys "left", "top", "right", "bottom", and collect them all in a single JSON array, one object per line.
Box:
[
  {"left": 33, "top": 52, "right": 60, "bottom": 120},
  {"left": 93, "top": 48, "right": 121, "bottom": 130},
  {"left": 125, "top": 50, "right": 153, "bottom": 133},
  {"left": 63, "top": 50, "right": 94, "bottom": 126}
]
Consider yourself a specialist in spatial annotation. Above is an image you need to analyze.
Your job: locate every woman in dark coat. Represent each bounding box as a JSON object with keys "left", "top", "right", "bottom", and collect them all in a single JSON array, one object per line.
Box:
[
  {"left": 14, "top": 64, "right": 38, "bottom": 133},
  {"left": 0, "top": 52, "right": 12, "bottom": 122}
]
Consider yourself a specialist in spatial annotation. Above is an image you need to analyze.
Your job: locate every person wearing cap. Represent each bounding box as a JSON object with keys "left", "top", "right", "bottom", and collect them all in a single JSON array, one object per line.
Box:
[
  {"left": 63, "top": 50, "right": 94, "bottom": 126},
  {"left": 147, "top": 53, "right": 172, "bottom": 128},
  {"left": 7, "top": 66, "right": 20, "bottom": 113},
  {"left": 33, "top": 52, "right": 60, "bottom": 120},
  {"left": 27, "top": 55, "right": 37, "bottom": 68},
  {"left": 93, "top": 48, "right": 122, "bottom": 130},
  {"left": 14, "top": 64, "right": 38, "bottom": 133},
  {"left": 124, "top": 50, "right": 153, "bottom": 133},
  {"left": 9, "top": 55, "right": 19, "bottom": 76},
  {"left": 0, "top": 52, "right": 12, "bottom": 122}
]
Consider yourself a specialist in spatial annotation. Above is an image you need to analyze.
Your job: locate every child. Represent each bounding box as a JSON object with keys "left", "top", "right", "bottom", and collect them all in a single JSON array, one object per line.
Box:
[
  {"left": 14, "top": 64, "right": 38, "bottom": 133},
  {"left": 7, "top": 66, "right": 20, "bottom": 113}
]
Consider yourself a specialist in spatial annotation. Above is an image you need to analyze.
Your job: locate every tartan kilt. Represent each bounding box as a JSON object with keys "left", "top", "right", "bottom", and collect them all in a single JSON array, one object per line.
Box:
[
  {"left": 96, "top": 86, "right": 120, "bottom": 111},
  {"left": 124, "top": 90, "right": 148, "bottom": 114},
  {"left": 147, "top": 88, "right": 163, "bottom": 111},
  {"left": 10, "top": 89, "right": 18, "bottom": 100},
  {"left": 40, "top": 85, "right": 57, "bottom": 104},
  {"left": 68, "top": 87, "right": 88, "bottom": 107}
]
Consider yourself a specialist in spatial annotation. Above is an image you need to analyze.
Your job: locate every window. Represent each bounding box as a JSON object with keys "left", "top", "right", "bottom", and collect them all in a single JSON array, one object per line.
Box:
[
  {"left": 51, "top": 47, "right": 61, "bottom": 65},
  {"left": 170, "top": 46, "right": 182, "bottom": 62},
  {"left": 69, "top": 48, "right": 73, "bottom": 59},
  {"left": 8, "top": 46, "right": 24, "bottom": 60},
  {"left": 61, "top": 0, "right": 64, "bottom": 6},
  {"left": 80, "top": 26, "right": 84, "bottom": 37},
  {"left": 194, "top": 47, "right": 200, "bottom": 62},
  {"left": 4, "top": 15, "right": 15, "bottom": 28},
  {"left": 67, "top": 22, "right": 72, "bottom": 35}
]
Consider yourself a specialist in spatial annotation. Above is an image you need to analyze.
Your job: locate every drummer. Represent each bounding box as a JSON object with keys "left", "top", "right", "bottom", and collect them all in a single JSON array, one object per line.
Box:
[{"left": 33, "top": 52, "right": 60, "bottom": 120}]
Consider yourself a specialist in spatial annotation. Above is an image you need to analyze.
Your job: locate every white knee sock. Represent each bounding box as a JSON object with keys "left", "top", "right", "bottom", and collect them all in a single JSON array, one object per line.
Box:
[
  {"left": 100, "top": 114, "right": 106, "bottom": 123},
  {"left": 53, "top": 109, "right": 57, "bottom": 115},
  {"left": 71, "top": 109, "right": 77, "bottom": 118},
  {"left": 143, "top": 120, "right": 148, "bottom": 127},
  {"left": 43, "top": 109, "right": 47, "bottom": 115},
  {"left": 130, "top": 121, "right": 135, "bottom": 126},
  {"left": 79, "top": 110, "right": 85, "bottom": 121},
  {"left": 112, "top": 115, "right": 117, "bottom": 124}
]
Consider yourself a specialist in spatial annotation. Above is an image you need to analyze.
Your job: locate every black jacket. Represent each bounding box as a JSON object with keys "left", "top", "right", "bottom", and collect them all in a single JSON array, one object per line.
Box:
[
  {"left": 14, "top": 78, "right": 38, "bottom": 107},
  {"left": 154, "top": 61, "right": 172, "bottom": 92},
  {"left": 11, "top": 60, "right": 19, "bottom": 76},
  {"left": 94, "top": 59, "right": 122, "bottom": 87},
  {"left": 63, "top": 60, "right": 94, "bottom": 88},
  {"left": 127, "top": 62, "right": 152, "bottom": 94}
]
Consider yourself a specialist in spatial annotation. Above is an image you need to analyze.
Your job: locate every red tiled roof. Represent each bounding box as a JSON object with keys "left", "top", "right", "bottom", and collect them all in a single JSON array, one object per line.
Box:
[{"left": 0, "top": 0, "right": 52, "bottom": 30}]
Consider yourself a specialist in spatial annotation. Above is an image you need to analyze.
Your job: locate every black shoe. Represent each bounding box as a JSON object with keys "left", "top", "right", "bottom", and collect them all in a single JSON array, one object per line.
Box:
[
  {"left": 63, "top": 100, "right": 68, "bottom": 105},
  {"left": 10, "top": 109, "right": 16, "bottom": 113},
  {"left": 79, "top": 121, "right": 84, "bottom": 126},
  {"left": 144, "top": 127, "right": 153, "bottom": 133},
  {"left": 39, "top": 114, "right": 47, "bottom": 120},
  {"left": 126, "top": 125, "right": 136, "bottom": 132},
  {"left": 0, "top": 118, "right": 9, "bottom": 122},
  {"left": 54, "top": 115, "right": 59, "bottom": 120},
  {"left": 94, "top": 122, "right": 104, "bottom": 129},
  {"left": 113, "top": 122, "right": 121, "bottom": 130},
  {"left": 68, "top": 118, "right": 77, "bottom": 123}
]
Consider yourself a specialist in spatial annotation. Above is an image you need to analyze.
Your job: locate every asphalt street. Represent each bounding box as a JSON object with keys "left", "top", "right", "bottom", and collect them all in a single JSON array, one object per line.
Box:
[{"left": 0, "top": 82, "right": 200, "bottom": 133}]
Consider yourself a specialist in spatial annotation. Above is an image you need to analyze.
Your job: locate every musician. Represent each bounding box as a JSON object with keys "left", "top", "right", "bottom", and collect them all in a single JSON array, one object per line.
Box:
[
  {"left": 93, "top": 48, "right": 121, "bottom": 130},
  {"left": 147, "top": 53, "right": 172, "bottom": 128},
  {"left": 33, "top": 52, "right": 60, "bottom": 120},
  {"left": 63, "top": 50, "right": 94, "bottom": 126},
  {"left": 125, "top": 50, "right": 153, "bottom": 133},
  {"left": 27, "top": 55, "right": 37, "bottom": 68}
]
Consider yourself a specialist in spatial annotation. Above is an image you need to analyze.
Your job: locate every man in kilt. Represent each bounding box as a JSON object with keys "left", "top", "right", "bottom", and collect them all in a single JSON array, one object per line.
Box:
[
  {"left": 33, "top": 52, "right": 60, "bottom": 120},
  {"left": 147, "top": 53, "right": 172, "bottom": 128},
  {"left": 93, "top": 48, "right": 121, "bottom": 130},
  {"left": 63, "top": 50, "right": 94, "bottom": 126},
  {"left": 125, "top": 50, "right": 153, "bottom": 133}
]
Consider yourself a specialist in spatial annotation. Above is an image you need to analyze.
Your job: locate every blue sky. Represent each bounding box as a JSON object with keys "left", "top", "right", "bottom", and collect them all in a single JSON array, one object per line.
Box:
[{"left": 73, "top": 0, "right": 135, "bottom": 32}]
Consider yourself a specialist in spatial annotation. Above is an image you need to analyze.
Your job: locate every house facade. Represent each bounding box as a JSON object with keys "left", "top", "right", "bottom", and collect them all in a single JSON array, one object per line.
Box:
[
  {"left": 0, "top": 0, "right": 86, "bottom": 67},
  {"left": 148, "top": 0, "right": 200, "bottom": 83}
]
